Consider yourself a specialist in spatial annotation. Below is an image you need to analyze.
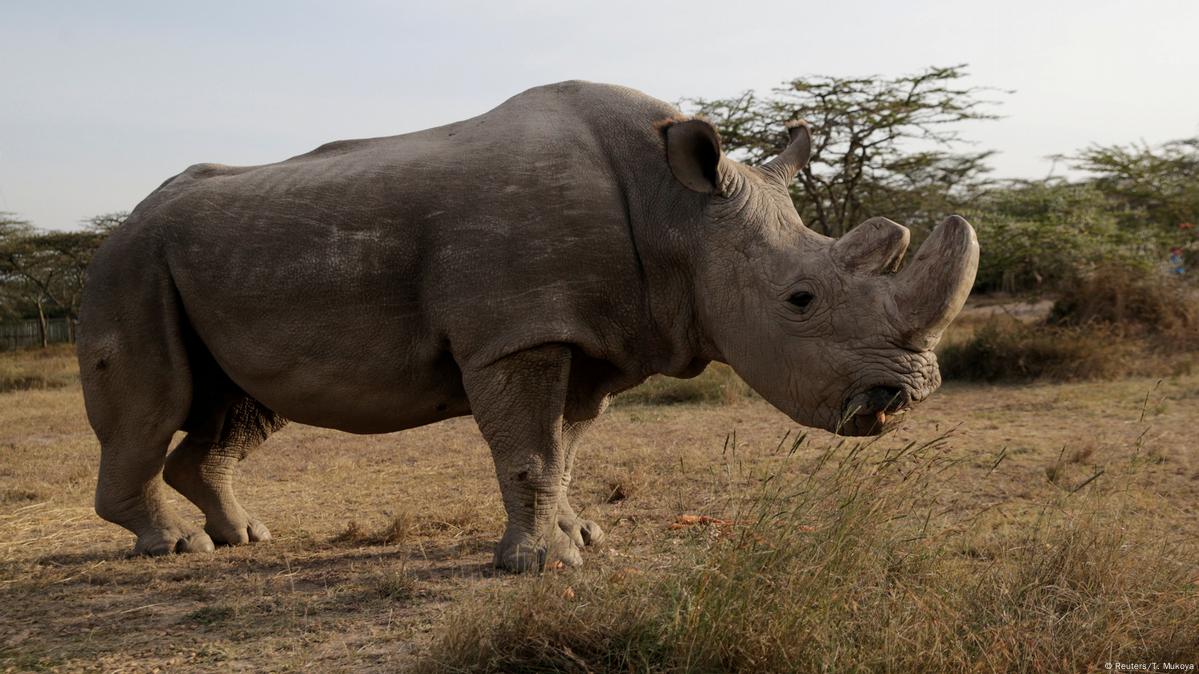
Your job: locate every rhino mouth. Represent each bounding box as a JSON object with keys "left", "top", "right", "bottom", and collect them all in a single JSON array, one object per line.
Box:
[{"left": 837, "top": 385, "right": 912, "bottom": 436}]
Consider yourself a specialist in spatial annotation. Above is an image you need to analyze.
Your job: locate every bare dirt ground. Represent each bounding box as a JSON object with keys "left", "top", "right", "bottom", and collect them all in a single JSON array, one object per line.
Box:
[{"left": 2, "top": 355, "right": 1198, "bottom": 671}]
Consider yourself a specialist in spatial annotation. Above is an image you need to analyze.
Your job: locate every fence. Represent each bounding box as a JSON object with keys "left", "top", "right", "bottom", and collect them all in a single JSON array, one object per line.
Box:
[{"left": 0, "top": 317, "right": 74, "bottom": 350}]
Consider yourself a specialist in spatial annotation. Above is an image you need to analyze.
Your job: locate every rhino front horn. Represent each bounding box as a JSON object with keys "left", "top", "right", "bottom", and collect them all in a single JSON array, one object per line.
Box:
[
  {"left": 895, "top": 215, "right": 979, "bottom": 350},
  {"left": 760, "top": 120, "right": 811, "bottom": 185}
]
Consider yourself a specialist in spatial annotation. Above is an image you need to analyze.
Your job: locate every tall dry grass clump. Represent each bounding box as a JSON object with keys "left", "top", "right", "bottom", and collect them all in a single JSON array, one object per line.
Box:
[
  {"left": 1049, "top": 263, "right": 1198, "bottom": 350},
  {"left": 420, "top": 433, "right": 1199, "bottom": 673}
]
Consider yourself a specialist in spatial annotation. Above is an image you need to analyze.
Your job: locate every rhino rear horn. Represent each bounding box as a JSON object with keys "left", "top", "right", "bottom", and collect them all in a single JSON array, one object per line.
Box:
[
  {"left": 895, "top": 215, "right": 980, "bottom": 350},
  {"left": 832, "top": 217, "right": 911, "bottom": 274},
  {"left": 760, "top": 120, "right": 812, "bottom": 185}
]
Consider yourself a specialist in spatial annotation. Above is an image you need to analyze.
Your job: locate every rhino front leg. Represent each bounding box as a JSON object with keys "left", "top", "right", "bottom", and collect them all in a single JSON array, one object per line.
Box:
[
  {"left": 557, "top": 418, "right": 605, "bottom": 548},
  {"left": 465, "top": 345, "right": 582, "bottom": 573}
]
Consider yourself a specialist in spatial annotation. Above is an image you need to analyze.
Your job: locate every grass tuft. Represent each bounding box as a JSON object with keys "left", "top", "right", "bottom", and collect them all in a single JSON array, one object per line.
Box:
[
  {"left": 183, "top": 605, "right": 236, "bottom": 626},
  {"left": 330, "top": 512, "right": 413, "bottom": 547},
  {"left": 419, "top": 433, "right": 1199, "bottom": 673},
  {"left": 375, "top": 567, "right": 419, "bottom": 601}
]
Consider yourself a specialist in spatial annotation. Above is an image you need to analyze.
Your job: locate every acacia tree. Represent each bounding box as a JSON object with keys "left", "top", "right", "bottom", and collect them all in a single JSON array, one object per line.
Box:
[
  {"left": 687, "top": 65, "right": 1001, "bottom": 237},
  {"left": 0, "top": 216, "right": 59, "bottom": 346},
  {"left": 83, "top": 211, "right": 129, "bottom": 235},
  {"left": 0, "top": 214, "right": 36, "bottom": 327},
  {"left": 34, "top": 230, "right": 107, "bottom": 339},
  {"left": 0, "top": 212, "right": 117, "bottom": 346},
  {"left": 1060, "top": 139, "right": 1199, "bottom": 232}
]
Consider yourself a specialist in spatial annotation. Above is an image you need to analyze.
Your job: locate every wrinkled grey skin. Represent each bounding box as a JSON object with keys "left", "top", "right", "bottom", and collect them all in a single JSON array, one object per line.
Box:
[{"left": 78, "top": 81, "right": 978, "bottom": 572}]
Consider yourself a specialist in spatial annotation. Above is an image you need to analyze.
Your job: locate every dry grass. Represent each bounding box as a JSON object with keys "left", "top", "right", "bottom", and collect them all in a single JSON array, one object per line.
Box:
[
  {"left": 938, "top": 321, "right": 1143, "bottom": 382},
  {"left": 613, "top": 362, "right": 752, "bottom": 406},
  {"left": 2, "top": 343, "right": 1199, "bottom": 671},
  {"left": 0, "top": 344, "right": 78, "bottom": 393},
  {"left": 421, "top": 437, "right": 1199, "bottom": 672}
]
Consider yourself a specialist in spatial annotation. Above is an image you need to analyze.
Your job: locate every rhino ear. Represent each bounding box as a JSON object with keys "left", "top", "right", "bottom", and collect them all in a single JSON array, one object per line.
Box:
[{"left": 665, "top": 119, "right": 724, "bottom": 194}]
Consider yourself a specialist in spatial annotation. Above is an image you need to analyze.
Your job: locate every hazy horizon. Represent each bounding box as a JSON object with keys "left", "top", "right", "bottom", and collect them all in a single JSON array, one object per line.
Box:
[{"left": 2, "top": 0, "right": 1198, "bottom": 230}]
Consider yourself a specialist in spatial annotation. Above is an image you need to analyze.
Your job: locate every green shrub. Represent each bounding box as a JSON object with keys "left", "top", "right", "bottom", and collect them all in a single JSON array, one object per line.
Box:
[{"left": 967, "top": 181, "right": 1163, "bottom": 294}]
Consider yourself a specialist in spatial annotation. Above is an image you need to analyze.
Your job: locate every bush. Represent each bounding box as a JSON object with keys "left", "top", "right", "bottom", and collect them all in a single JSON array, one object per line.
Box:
[
  {"left": 938, "top": 321, "right": 1134, "bottom": 382},
  {"left": 942, "top": 262, "right": 1199, "bottom": 382},
  {"left": 1049, "top": 264, "right": 1197, "bottom": 346},
  {"left": 967, "top": 181, "right": 1163, "bottom": 294}
]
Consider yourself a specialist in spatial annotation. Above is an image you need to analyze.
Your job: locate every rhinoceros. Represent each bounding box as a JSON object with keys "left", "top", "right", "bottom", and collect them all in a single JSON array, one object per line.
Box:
[{"left": 78, "top": 80, "right": 978, "bottom": 572}]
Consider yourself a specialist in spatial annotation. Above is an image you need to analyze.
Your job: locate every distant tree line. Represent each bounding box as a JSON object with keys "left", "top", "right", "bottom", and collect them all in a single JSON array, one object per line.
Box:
[{"left": 0, "top": 212, "right": 125, "bottom": 346}]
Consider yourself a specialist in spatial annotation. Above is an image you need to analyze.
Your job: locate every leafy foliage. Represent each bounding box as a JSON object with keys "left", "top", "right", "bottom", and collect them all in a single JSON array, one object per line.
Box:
[
  {"left": 687, "top": 65, "right": 1198, "bottom": 298},
  {"left": 687, "top": 65, "right": 1001, "bottom": 236},
  {"left": 1061, "top": 138, "right": 1199, "bottom": 233},
  {"left": 0, "top": 211, "right": 124, "bottom": 344},
  {"left": 966, "top": 181, "right": 1161, "bottom": 293}
]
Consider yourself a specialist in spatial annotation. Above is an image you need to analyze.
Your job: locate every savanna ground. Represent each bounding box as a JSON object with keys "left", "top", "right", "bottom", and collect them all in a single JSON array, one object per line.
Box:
[{"left": 1, "top": 304, "right": 1198, "bottom": 672}]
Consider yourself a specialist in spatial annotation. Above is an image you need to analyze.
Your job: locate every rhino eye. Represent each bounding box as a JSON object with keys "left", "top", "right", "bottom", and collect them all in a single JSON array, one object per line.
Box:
[{"left": 787, "top": 291, "right": 815, "bottom": 312}]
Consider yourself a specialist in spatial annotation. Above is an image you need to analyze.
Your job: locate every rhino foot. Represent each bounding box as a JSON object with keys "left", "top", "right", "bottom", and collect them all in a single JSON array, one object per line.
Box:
[
  {"left": 205, "top": 515, "right": 272, "bottom": 547},
  {"left": 132, "top": 527, "right": 216, "bottom": 556},
  {"left": 494, "top": 525, "right": 582, "bottom": 573},
  {"left": 557, "top": 513, "right": 605, "bottom": 549}
]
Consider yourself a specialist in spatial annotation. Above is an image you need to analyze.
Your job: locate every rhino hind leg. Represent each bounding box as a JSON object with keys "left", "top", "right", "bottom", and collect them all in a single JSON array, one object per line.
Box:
[
  {"left": 556, "top": 419, "right": 605, "bottom": 548},
  {"left": 80, "top": 276, "right": 214, "bottom": 556},
  {"left": 93, "top": 423, "right": 216, "bottom": 556},
  {"left": 164, "top": 395, "right": 287, "bottom": 547}
]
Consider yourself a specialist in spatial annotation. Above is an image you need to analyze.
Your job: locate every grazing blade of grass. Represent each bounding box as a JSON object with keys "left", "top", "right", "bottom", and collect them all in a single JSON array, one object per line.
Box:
[{"left": 420, "top": 432, "right": 1199, "bottom": 673}]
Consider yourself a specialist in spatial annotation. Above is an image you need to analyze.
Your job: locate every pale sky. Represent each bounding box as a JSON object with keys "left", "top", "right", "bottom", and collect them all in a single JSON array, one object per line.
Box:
[{"left": 2, "top": 0, "right": 1197, "bottom": 230}]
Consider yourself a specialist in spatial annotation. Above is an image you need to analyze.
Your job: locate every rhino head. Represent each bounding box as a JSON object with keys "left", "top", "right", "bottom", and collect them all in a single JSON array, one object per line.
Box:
[{"left": 664, "top": 118, "right": 979, "bottom": 436}]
